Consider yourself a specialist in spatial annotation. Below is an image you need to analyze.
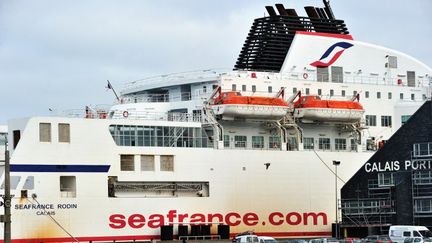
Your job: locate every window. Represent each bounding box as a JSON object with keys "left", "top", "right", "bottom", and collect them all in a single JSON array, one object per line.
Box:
[
  {"left": 242, "top": 85, "right": 246, "bottom": 92},
  {"left": 287, "top": 137, "right": 297, "bottom": 151},
  {"left": 23, "top": 176, "right": 34, "bottom": 190},
  {"left": 331, "top": 66, "right": 343, "bottom": 83},
  {"left": 401, "top": 115, "right": 411, "bottom": 125},
  {"left": 252, "top": 136, "right": 264, "bottom": 149},
  {"left": 318, "top": 89, "right": 322, "bottom": 95},
  {"left": 403, "top": 232, "right": 411, "bottom": 237},
  {"left": 203, "top": 86, "right": 207, "bottom": 93},
  {"left": 387, "top": 56, "right": 397, "bottom": 68},
  {"left": 252, "top": 85, "right": 256, "bottom": 92},
  {"left": 335, "top": 138, "right": 346, "bottom": 151},
  {"left": 305, "top": 88, "right": 310, "bottom": 95},
  {"left": 232, "top": 84, "right": 236, "bottom": 91},
  {"left": 350, "top": 139, "right": 357, "bottom": 151},
  {"left": 365, "top": 91, "right": 369, "bottom": 98},
  {"left": 141, "top": 155, "right": 155, "bottom": 171},
  {"left": 109, "top": 125, "right": 208, "bottom": 148},
  {"left": 319, "top": 138, "right": 331, "bottom": 150},
  {"left": 120, "top": 155, "right": 134, "bottom": 171},
  {"left": 160, "top": 155, "right": 174, "bottom": 171},
  {"left": 304, "top": 137, "right": 314, "bottom": 150},
  {"left": 58, "top": 123, "right": 70, "bottom": 143},
  {"left": 224, "top": 135, "right": 230, "bottom": 148},
  {"left": 416, "top": 199, "right": 432, "bottom": 213},
  {"left": 317, "top": 67, "right": 329, "bottom": 82},
  {"left": 330, "top": 89, "right": 334, "bottom": 96},
  {"left": 366, "top": 115, "right": 377, "bottom": 126},
  {"left": 293, "top": 87, "right": 297, "bottom": 94},
  {"left": 381, "top": 116, "right": 392, "bottom": 127},
  {"left": 411, "top": 93, "right": 415, "bottom": 101},
  {"left": 39, "top": 123, "right": 51, "bottom": 142},
  {"left": 0, "top": 133, "right": 6, "bottom": 146},
  {"left": 388, "top": 92, "right": 392, "bottom": 99},
  {"left": 1, "top": 176, "right": 20, "bottom": 190},
  {"left": 268, "top": 86, "right": 272, "bottom": 93},
  {"left": 234, "top": 135, "right": 247, "bottom": 148},
  {"left": 60, "top": 176, "right": 76, "bottom": 198},
  {"left": 13, "top": 130, "right": 20, "bottom": 149},
  {"left": 269, "top": 136, "right": 280, "bottom": 149},
  {"left": 400, "top": 93, "right": 404, "bottom": 100},
  {"left": 407, "top": 71, "right": 416, "bottom": 87},
  {"left": 341, "top": 90, "right": 345, "bottom": 97},
  {"left": 377, "top": 92, "right": 381, "bottom": 99}
]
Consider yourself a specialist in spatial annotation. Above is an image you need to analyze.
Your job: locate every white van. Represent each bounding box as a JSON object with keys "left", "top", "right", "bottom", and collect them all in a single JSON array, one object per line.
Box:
[{"left": 389, "top": 225, "right": 432, "bottom": 243}]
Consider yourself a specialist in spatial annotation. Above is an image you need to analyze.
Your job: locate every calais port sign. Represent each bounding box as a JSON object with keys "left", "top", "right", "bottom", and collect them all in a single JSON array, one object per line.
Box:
[{"left": 364, "top": 160, "right": 432, "bottom": 173}]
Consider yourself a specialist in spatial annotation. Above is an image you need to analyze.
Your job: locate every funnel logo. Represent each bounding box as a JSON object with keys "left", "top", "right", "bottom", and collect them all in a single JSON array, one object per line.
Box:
[{"left": 310, "top": 42, "right": 353, "bottom": 67}]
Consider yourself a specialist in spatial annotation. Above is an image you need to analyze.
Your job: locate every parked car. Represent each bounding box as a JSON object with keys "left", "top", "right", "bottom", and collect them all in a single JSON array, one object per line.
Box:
[
  {"left": 309, "top": 238, "right": 339, "bottom": 243},
  {"left": 364, "top": 235, "right": 392, "bottom": 243},
  {"left": 259, "top": 236, "right": 278, "bottom": 243},
  {"left": 232, "top": 232, "right": 259, "bottom": 243},
  {"left": 389, "top": 225, "right": 432, "bottom": 243},
  {"left": 404, "top": 237, "right": 424, "bottom": 243}
]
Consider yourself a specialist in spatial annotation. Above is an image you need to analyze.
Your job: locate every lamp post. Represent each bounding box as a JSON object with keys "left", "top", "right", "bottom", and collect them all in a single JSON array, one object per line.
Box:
[{"left": 333, "top": 160, "right": 341, "bottom": 239}]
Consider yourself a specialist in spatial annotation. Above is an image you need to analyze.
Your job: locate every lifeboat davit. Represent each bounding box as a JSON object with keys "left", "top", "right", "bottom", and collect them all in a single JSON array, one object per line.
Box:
[
  {"left": 293, "top": 93, "right": 364, "bottom": 123},
  {"left": 211, "top": 90, "right": 289, "bottom": 120}
]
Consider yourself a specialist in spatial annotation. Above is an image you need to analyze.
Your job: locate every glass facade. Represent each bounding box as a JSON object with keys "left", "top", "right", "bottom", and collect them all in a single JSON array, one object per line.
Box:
[{"left": 109, "top": 125, "right": 210, "bottom": 148}]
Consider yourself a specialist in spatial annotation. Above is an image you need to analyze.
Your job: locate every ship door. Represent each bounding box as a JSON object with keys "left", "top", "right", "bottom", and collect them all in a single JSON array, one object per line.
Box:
[{"left": 407, "top": 71, "right": 416, "bottom": 87}]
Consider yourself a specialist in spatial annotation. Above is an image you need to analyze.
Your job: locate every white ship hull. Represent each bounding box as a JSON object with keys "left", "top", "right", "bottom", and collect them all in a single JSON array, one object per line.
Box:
[{"left": 3, "top": 119, "right": 373, "bottom": 241}]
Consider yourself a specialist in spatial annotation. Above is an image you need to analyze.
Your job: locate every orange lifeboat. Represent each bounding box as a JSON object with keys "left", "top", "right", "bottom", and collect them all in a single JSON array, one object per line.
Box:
[
  {"left": 293, "top": 93, "right": 364, "bottom": 123},
  {"left": 211, "top": 89, "right": 289, "bottom": 120}
]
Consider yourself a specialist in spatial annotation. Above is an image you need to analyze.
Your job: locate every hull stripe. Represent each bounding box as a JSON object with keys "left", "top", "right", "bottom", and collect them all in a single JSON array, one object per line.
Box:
[
  {"left": 0, "top": 231, "right": 332, "bottom": 242},
  {"left": 10, "top": 164, "right": 110, "bottom": 173}
]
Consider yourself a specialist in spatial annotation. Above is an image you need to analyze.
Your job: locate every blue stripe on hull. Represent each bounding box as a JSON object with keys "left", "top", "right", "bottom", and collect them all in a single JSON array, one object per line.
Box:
[{"left": 10, "top": 164, "right": 110, "bottom": 173}]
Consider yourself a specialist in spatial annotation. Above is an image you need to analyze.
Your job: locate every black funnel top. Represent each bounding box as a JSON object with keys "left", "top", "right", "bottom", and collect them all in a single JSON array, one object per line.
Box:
[{"left": 234, "top": 3, "right": 349, "bottom": 72}]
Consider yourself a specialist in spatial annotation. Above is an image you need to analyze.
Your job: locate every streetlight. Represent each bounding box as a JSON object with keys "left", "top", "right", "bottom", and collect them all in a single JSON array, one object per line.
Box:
[{"left": 333, "top": 160, "right": 341, "bottom": 239}]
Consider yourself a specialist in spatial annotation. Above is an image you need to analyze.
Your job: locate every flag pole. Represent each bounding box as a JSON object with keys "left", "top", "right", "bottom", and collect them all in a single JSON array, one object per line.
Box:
[{"left": 107, "top": 80, "right": 120, "bottom": 102}]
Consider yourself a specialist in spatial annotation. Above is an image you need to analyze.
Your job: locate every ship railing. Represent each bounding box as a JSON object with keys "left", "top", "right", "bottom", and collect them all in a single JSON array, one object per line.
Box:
[
  {"left": 121, "top": 68, "right": 227, "bottom": 95},
  {"left": 120, "top": 91, "right": 210, "bottom": 104},
  {"left": 111, "top": 111, "right": 203, "bottom": 123},
  {"left": 54, "top": 108, "right": 205, "bottom": 123},
  {"left": 223, "top": 71, "right": 431, "bottom": 88}
]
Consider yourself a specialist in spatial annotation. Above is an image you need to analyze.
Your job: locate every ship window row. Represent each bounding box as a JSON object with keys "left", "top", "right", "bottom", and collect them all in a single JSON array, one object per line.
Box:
[
  {"left": 109, "top": 125, "right": 211, "bottom": 148},
  {"left": 312, "top": 137, "right": 357, "bottom": 151},
  {"left": 365, "top": 115, "right": 392, "bottom": 127},
  {"left": 120, "top": 154, "right": 174, "bottom": 172},
  {"left": 225, "top": 135, "right": 357, "bottom": 152},
  {"left": 39, "top": 122, "right": 70, "bottom": 143},
  {"left": 234, "top": 84, "right": 422, "bottom": 101}
]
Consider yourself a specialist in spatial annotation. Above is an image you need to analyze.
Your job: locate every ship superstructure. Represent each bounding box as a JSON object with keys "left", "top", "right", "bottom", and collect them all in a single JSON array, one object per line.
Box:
[{"left": 1, "top": 1, "right": 432, "bottom": 242}]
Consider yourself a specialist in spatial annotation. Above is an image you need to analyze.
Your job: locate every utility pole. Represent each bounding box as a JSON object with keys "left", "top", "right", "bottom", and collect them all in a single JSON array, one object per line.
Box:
[
  {"left": 3, "top": 136, "right": 11, "bottom": 243},
  {"left": 333, "top": 160, "right": 341, "bottom": 239}
]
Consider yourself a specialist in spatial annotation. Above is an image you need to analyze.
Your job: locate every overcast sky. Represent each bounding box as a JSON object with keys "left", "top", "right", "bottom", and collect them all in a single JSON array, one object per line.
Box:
[{"left": 0, "top": 0, "right": 431, "bottom": 124}]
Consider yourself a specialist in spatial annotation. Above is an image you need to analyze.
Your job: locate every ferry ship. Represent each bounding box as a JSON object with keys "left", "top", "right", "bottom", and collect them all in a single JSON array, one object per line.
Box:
[{"left": 1, "top": 1, "right": 432, "bottom": 242}]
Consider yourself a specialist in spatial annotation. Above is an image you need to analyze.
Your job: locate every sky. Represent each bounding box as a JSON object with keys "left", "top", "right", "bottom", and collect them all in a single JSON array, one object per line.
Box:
[{"left": 0, "top": 0, "right": 431, "bottom": 124}]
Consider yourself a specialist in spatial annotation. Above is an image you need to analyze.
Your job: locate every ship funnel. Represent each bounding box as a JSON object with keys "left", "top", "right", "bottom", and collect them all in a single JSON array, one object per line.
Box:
[
  {"left": 286, "top": 9, "right": 299, "bottom": 17},
  {"left": 275, "top": 4, "right": 289, "bottom": 16},
  {"left": 265, "top": 6, "right": 277, "bottom": 17},
  {"left": 323, "top": 0, "right": 336, "bottom": 19}
]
